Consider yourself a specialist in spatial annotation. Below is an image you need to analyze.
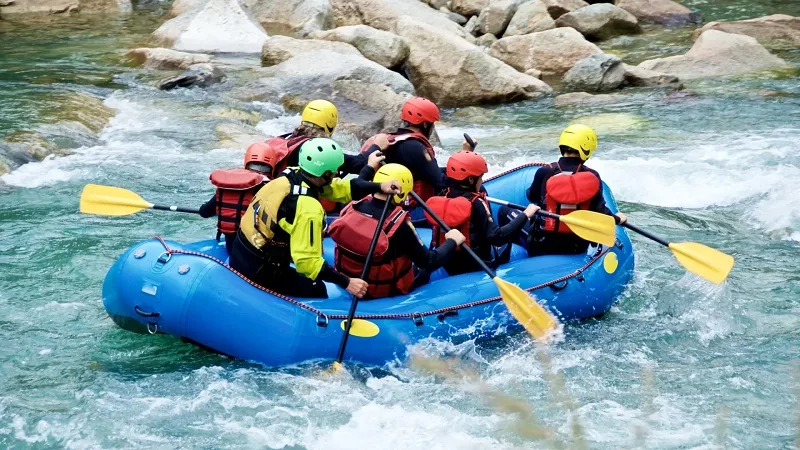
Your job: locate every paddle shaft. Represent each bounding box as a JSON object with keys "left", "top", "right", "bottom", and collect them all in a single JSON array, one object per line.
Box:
[
  {"left": 151, "top": 204, "right": 201, "bottom": 215},
  {"left": 485, "top": 196, "right": 562, "bottom": 222},
  {"left": 490, "top": 197, "right": 670, "bottom": 247},
  {"left": 335, "top": 197, "right": 393, "bottom": 364},
  {"left": 410, "top": 191, "right": 497, "bottom": 278},
  {"left": 622, "top": 222, "right": 669, "bottom": 247}
]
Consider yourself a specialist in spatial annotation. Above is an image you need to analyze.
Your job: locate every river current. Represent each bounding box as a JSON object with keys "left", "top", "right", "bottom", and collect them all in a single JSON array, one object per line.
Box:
[{"left": 1, "top": 1, "right": 799, "bottom": 448}]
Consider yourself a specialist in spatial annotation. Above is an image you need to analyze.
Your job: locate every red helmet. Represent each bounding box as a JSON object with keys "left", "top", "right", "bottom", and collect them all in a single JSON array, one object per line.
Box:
[
  {"left": 244, "top": 142, "right": 272, "bottom": 174},
  {"left": 401, "top": 97, "right": 440, "bottom": 125},
  {"left": 446, "top": 150, "right": 488, "bottom": 181}
]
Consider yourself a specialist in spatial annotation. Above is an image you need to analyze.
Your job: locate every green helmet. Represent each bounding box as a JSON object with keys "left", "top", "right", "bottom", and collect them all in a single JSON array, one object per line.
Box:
[{"left": 298, "top": 137, "right": 344, "bottom": 177}]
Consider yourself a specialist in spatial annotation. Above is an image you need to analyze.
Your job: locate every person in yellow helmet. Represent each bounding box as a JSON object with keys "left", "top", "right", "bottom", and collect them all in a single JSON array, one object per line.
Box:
[
  {"left": 499, "top": 124, "right": 627, "bottom": 256},
  {"left": 230, "top": 138, "right": 401, "bottom": 298},
  {"left": 328, "top": 162, "right": 466, "bottom": 299},
  {"left": 243, "top": 99, "right": 341, "bottom": 180}
]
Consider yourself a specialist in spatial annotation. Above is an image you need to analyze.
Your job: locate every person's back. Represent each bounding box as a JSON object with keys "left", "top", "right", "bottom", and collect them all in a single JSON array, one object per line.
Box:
[
  {"left": 328, "top": 164, "right": 464, "bottom": 299},
  {"left": 343, "top": 97, "right": 446, "bottom": 210},
  {"left": 501, "top": 124, "right": 626, "bottom": 256},
  {"left": 426, "top": 149, "right": 539, "bottom": 276},
  {"left": 199, "top": 145, "right": 269, "bottom": 253}
]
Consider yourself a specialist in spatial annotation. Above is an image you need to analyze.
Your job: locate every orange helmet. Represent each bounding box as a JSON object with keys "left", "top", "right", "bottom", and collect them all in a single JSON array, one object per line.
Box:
[
  {"left": 446, "top": 150, "right": 488, "bottom": 181},
  {"left": 244, "top": 142, "right": 272, "bottom": 174},
  {"left": 401, "top": 97, "right": 440, "bottom": 125}
]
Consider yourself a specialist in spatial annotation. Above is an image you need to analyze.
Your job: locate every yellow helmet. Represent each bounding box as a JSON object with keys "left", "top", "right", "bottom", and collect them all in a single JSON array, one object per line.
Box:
[
  {"left": 559, "top": 124, "right": 598, "bottom": 161},
  {"left": 373, "top": 163, "right": 414, "bottom": 204},
  {"left": 301, "top": 99, "right": 338, "bottom": 135}
]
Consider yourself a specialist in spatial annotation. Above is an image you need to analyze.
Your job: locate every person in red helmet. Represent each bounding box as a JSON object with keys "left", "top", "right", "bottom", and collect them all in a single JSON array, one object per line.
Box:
[
  {"left": 425, "top": 144, "right": 540, "bottom": 275},
  {"left": 342, "top": 97, "right": 446, "bottom": 218},
  {"left": 199, "top": 143, "right": 270, "bottom": 254}
]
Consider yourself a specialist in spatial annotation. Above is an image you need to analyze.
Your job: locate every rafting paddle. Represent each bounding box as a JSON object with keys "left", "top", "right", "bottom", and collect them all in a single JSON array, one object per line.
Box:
[
  {"left": 79, "top": 184, "right": 200, "bottom": 216},
  {"left": 410, "top": 191, "right": 558, "bottom": 342},
  {"left": 332, "top": 197, "right": 393, "bottom": 371},
  {"left": 622, "top": 223, "right": 734, "bottom": 284},
  {"left": 486, "top": 197, "right": 616, "bottom": 247}
]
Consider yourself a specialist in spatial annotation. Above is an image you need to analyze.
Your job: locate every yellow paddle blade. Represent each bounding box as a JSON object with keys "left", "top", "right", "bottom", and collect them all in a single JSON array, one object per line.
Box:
[
  {"left": 668, "top": 242, "right": 734, "bottom": 284},
  {"left": 493, "top": 277, "right": 558, "bottom": 342},
  {"left": 79, "top": 184, "right": 153, "bottom": 216},
  {"left": 558, "top": 210, "right": 617, "bottom": 247}
]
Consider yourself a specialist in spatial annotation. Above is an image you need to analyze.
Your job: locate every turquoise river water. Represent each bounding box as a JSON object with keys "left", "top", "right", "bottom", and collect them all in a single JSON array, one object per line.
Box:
[{"left": 1, "top": 1, "right": 799, "bottom": 448}]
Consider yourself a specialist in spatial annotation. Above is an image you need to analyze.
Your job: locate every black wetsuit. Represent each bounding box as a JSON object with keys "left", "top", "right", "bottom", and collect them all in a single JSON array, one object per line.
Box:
[
  {"left": 352, "top": 194, "right": 457, "bottom": 272},
  {"left": 342, "top": 128, "right": 446, "bottom": 195},
  {"left": 440, "top": 183, "right": 528, "bottom": 276},
  {"left": 500, "top": 156, "right": 614, "bottom": 256}
]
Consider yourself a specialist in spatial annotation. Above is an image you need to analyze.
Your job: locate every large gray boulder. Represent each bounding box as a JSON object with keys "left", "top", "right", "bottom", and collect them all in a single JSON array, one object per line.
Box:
[
  {"left": 242, "top": 0, "right": 333, "bottom": 37},
  {"left": 157, "top": 63, "right": 225, "bottom": 90},
  {"left": 692, "top": 14, "right": 800, "bottom": 48},
  {"left": 260, "top": 35, "right": 360, "bottom": 66},
  {"left": 555, "top": 3, "right": 640, "bottom": 41},
  {"left": 623, "top": 64, "right": 680, "bottom": 87},
  {"left": 126, "top": 48, "right": 212, "bottom": 70},
  {"left": 235, "top": 51, "right": 415, "bottom": 140},
  {"left": 615, "top": 0, "right": 699, "bottom": 26},
  {"left": 330, "top": 0, "right": 473, "bottom": 42},
  {"left": 477, "top": 0, "right": 520, "bottom": 36},
  {"left": 450, "top": 0, "right": 489, "bottom": 17},
  {"left": 638, "top": 30, "right": 791, "bottom": 80},
  {"left": 152, "top": 0, "right": 268, "bottom": 53},
  {"left": 0, "top": 0, "right": 78, "bottom": 19},
  {"left": 490, "top": 27, "right": 602, "bottom": 76},
  {"left": 504, "top": 1, "right": 556, "bottom": 37},
  {"left": 394, "top": 16, "right": 551, "bottom": 106},
  {"left": 562, "top": 53, "right": 624, "bottom": 92},
  {"left": 540, "top": 0, "right": 587, "bottom": 19},
  {"left": 311, "top": 25, "right": 410, "bottom": 68},
  {"left": 0, "top": 0, "right": 130, "bottom": 19}
]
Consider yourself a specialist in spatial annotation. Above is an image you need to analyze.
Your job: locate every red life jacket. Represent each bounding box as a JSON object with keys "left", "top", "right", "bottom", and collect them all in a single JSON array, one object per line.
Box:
[
  {"left": 328, "top": 198, "right": 413, "bottom": 298},
  {"left": 209, "top": 168, "right": 265, "bottom": 239},
  {"left": 262, "top": 134, "right": 310, "bottom": 179},
  {"left": 424, "top": 190, "right": 486, "bottom": 249},
  {"left": 543, "top": 162, "right": 601, "bottom": 234},
  {"left": 360, "top": 131, "right": 437, "bottom": 206}
]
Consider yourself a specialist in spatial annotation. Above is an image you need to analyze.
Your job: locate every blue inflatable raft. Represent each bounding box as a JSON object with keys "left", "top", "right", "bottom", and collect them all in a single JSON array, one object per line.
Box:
[{"left": 102, "top": 165, "right": 634, "bottom": 366}]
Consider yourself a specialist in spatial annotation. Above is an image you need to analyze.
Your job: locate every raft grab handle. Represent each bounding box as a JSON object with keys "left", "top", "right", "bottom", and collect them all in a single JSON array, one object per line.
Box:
[{"left": 134, "top": 305, "right": 160, "bottom": 318}]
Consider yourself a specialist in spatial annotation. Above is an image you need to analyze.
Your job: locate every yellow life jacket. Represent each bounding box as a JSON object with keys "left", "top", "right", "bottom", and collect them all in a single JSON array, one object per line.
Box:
[{"left": 239, "top": 175, "right": 309, "bottom": 250}]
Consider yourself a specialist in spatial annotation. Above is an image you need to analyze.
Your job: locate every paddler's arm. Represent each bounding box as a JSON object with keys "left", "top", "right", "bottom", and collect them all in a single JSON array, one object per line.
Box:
[
  {"left": 281, "top": 197, "right": 349, "bottom": 288},
  {"left": 320, "top": 177, "right": 399, "bottom": 204},
  {"left": 397, "top": 221, "right": 459, "bottom": 270},
  {"left": 198, "top": 194, "right": 217, "bottom": 218}
]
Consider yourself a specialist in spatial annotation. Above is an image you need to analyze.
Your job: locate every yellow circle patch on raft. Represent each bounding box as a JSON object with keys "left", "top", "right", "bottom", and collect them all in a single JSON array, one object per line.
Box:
[
  {"left": 340, "top": 319, "right": 380, "bottom": 338},
  {"left": 603, "top": 252, "right": 619, "bottom": 274}
]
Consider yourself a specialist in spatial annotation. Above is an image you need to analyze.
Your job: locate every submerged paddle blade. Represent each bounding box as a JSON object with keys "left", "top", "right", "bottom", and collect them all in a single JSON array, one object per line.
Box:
[
  {"left": 558, "top": 210, "right": 617, "bottom": 247},
  {"left": 669, "top": 242, "right": 734, "bottom": 284},
  {"left": 493, "top": 277, "right": 558, "bottom": 342},
  {"left": 79, "top": 184, "right": 153, "bottom": 216}
]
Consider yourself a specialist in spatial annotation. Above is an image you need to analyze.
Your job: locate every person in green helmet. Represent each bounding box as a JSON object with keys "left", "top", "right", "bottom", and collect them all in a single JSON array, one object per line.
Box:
[{"left": 231, "top": 138, "right": 401, "bottom": 298}]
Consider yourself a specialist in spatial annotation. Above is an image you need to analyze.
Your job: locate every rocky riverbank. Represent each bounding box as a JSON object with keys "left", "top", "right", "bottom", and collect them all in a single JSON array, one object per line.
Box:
[{"left": 1, "top": 0, "right": 797, "bottom": 176}]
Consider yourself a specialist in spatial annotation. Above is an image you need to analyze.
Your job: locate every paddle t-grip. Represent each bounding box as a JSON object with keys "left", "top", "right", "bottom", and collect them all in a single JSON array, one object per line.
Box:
[{"left": 464, "top": 133, "right": 477, "bottom": 150}]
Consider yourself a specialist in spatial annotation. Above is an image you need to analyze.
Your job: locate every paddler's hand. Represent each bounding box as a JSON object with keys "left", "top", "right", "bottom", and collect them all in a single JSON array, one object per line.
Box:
[
  {"left": 523, "top": 204, "right": 540, "bottom": 219},
  {"left": 346, "top": 278, "right": 369, "bottom": 298},
  {"left": 367, "top": 151, "right": 385, "bottom": 170},
  {"left": 373, "top": 133, "right": 391, "bottom": 151},
  {"left": 379, "top": 180, "right": 402, "bottom": 195},
  {"left": 615, "top": 212, "right": 628, "bottom": 225},
  {"left": 445, "top": 229, "right": 466, "bottom": 246},
  {"left": 462, "top": 137, "right": 477, "bottom": 151}
]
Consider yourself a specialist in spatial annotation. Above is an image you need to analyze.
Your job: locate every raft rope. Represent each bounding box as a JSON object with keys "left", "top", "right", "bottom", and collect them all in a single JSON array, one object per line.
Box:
[{"left": 153, "top": 163, "right": 614, "bottom": 324}]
